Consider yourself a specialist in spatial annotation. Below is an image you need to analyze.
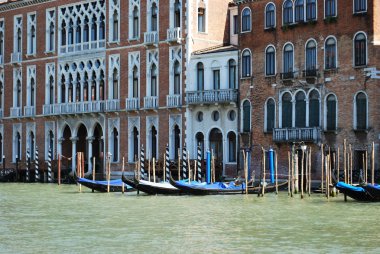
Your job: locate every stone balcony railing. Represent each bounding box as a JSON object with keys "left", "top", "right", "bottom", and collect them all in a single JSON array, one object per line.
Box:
[
  {"left": 11, "top": 52, "right": 22, "bottom": 64},
  {"left": 105, "top": 99, "right": 120, "bottom": 111},
  {"left": 60, "top": 39, "right": 106, "bottom": 54},
  {"left": 43, "top": 101, "right": 106, "bottom": 115},
  {"left": 166, "top": 94, "right": 181, "bottom": 108},
  {"left": 126, "top": 97, "right": 140, "bottom": 111},
  {"left": 186, "top": 89, "right": 238, "bottom": 105},
  {"left": 24, "top": 106, "right": 35, "bottom": 117},
  {"left": 10, "top": 107, "right": 22, "bottom": 117},
  {"left": 166, "top": 27, "right": 182, "bottom": 43},
  {"left": 144, "top": 96, "right": 158, "bottom": 109},
  {"left": 0, "top": 108, "right": 3, "bottom": 118},
  {"left": 273, "top": 127, "right": 321, "bottom": 143},
  {"left": 144, "top": 31, "right": 158, "bottom": 45}
]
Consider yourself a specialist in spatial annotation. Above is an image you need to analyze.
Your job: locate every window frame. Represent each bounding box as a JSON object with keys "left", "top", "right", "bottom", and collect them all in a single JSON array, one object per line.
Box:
[
  {"left": 241, "top": 49, "right": 252, "bottom": 78},
  {"left": 265, "top": 45, "right": 276, "bottom": 76},
  {"left": 283, "top": 42, "right": 294, "bottom": 74},
  {"left": 353, "top": 31, "right": 367, "bottom": 67},
  {"left": 324, "top": 93, "right": 338, "bottom": 131},
  {"left": 282, "top": 0, "right": 294, "bottom": 25},
  {"left": 241, "top": 7, "right": 252, "bottom": 33},
  {"left": 353, "top": 91, "right": 368, "bottom": 131},
  {"left": 353, "top": 0, "right": 367, "bottom": 14},
  {"left": 264, "top": 97, "right": 276, "bottom": 133},
  {"left": 241, "top": 99, "right": 251, "bottom": 132},
  {"left": 305, "top": 38, "right": 318, "bottom": 71},
  {"left": 264, "top": 2, "right": 276, "bottom": 29},
  {"left": 324, "top": 36, "right": 338, "bottom": 70}
]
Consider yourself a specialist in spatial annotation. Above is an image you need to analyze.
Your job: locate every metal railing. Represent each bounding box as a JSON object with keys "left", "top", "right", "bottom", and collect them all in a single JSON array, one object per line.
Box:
[
  {"left": 302, "top": 68, "right": 318, "bottom": 78},
  {"left": 186, "top": 89, "right": 238, "bottom": 105},
  {"left": 280, "top": 71, "right": 295, "bottom": 80},
  {"left": 144, "top": 96, "right": 158, "bottom": 109},
  {"left": 166, "top": 27, "right": 182, "bottom": 43},
  {"left": 273, "top": 127, "right": 321, "bottom": 143}
]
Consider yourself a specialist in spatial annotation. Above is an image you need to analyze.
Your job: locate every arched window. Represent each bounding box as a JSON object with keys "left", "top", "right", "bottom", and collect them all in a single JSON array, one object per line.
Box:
[
  {"left": 295, "top": 91, "right": 306, "bottom": 127},
  {"left": 197, "top": 62, "right": 204, "bottom": 91},
  {"left": 281, "top": 93, "right": 292, "bottom": 128},
  {"left": 0, "top": 81, "right": 3, "bottom": 109},
  {"left": 151, "top": 126, "right": 157, "bottom": 159},
  {"left": 326, "top": 94, "right": 337, "bottom": 131},
  {"left": 61, "top": 21, "right": 66, "bottom": 46},
  {"left": 309, "top": 90, "right": 320, "bottom": 127},
  {"left": 228, "top": 59, "right": 236, "bottom": 89},
  {"left": 83, "top": 73, "right": 89, "bottom": 101},
  {"left": 30, "top": 78, "right": 35, "bottom": 107},
  {"left": 61, "top": 76, "right": 66, "bottom": 103},
  {"left": 133, "top": 6, "right": 139, "bottom": 38},
  {"left": 355, "top": 92, "right": 367, "bottom": 130},
  {"left": 354, "top": 32, "right": 367, "bottom": 67},
  {"left": 16, "top": 79, "right": 21, "bottom": 108},
  {"left": 241, "top": 8, "right": 251, "bottom": 32},
  {"left": 265, "top": 3, "right": 276, "bottom": 28},
  {"left": 133, "top": 127, "right": 139, "bottom": 161},
  {"left": 83, "top": 18, "right": 89, "bottom": 43},
  {"left": 151, "top": 3, "right": 158, "bottom": 31},
  {"left": 228, "top": 132, "right": 236, "bottom": 162},
  {"left": 174, "top": 125, "right": 180, "bottom": 160},
  {"left": 49, "top": 22, "right": 54, "bottom": 51},
  {"left": 305, "top": 40, "right": 317, "bottom": 72},
  {"left": 91, "top": 15, "right": 97, "bottom": 41},
  {"left": 174, "top": 61, "right": 180, "bottom": 94},
  {"left": 68, "top": 20, "right": 74, "bottom": 45},
  {"left": 242, "top": 100, "right": 251, "bottom": 132},
  {"left": 17, "top": 28, "right": 22, "bottom": 52},
  {"left": 112, "top": 128, "right": 118, "bottom": 162},
  {"left": 68, "top": 75, "right": 73, "bottom": 103},
  {"left": 151, "top": 64, "right": 157, "bottom": 97},
  {"left": 295, "top": 0, "right": 304, "bottom": 23},
  {"left": 113, "top": 10, "right": 119, "bottom": 41},
  {"left": 283, "top": 0, "right": 293, "bottom": 25},
  {"left": 113, "top": 68, "right": 119, "bottom": 99},
  {"left": 0, "top": 32, "right": 3, "bottom": 56},
  {"left": 325, "top": 0, "right": 336, "bottom": 17},
  {"left": 242, "top": 50, "right": 251, "bottom": 77},
  {"left": 325, "top": 37, "right": 337, "bottom": 69},
  {"left": 133, "top": 66, "right": 139, "bottom": 98},
  {"left": 30, "top": 26, "right": 36, "bottom": 54},
  {"left": 283, "top": 43, "right": 294, "bottom": 74},
  {"left": 265, "top": 98, "right": 275, "bottom": 132},
  {"left": 76, "top": 18, "right": 81, "bottom": 44},
  {"left": 99, "top": 14, "right": 105, "bottom": 40},
  {"left": 174, "top": 0, "right": 181, "bottom": 28},
  {"left": 266, "top": 46, "right": 275, "bottom": 76},
  {"left": 306, "top": 0, "right": 316, "bottom": 20},
  {"left": 76, "top": 75, "right": 81, "bottom": 102},
  {"left": 99, "top": 72, "right": 105, "bottom": 100},
  {"left": 91, "top": 73, "right": 96, "bottom": 101}
]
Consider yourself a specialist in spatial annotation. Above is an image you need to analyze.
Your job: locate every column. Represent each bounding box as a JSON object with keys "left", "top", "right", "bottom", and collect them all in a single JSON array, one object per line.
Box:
[
  {"left": 96, "top": 79, "right": 100, "bottom": 101},
  {"left": 292, "top": 98, "right": 296, "bottom": 128},
  {"left": 305, "top": 98, "right": 309, "bottom": 128},
  {"left": 70, "top": 137, "right": 78, "bottom": 173},
  {"left": 87, "top": 136, "right": 94, "bottom": 174}
]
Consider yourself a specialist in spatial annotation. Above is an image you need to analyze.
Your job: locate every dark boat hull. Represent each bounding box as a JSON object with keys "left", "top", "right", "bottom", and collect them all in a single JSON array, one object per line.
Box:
[
  {"left": 76, "top": 177, "right": 134, "bottom": 192},
  {"left": 0, "top": 169, "right": 16, "bottom": 182},
  {"left": 335, "top": 182, "right": 374, "bottom": 202},
  {"left": 121, "top": 174, "right": 138, "bottom": 189},
  {"left": 362, "top": 184, "right": 380, "bottom": 201}
]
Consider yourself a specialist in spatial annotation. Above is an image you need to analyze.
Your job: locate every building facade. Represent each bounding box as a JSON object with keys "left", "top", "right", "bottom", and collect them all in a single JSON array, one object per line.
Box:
[
  {"left": 0, "top": 0, "right": 230, "bottom": 177},
  {"left": 234, "top": 0, "right": 380, "bottom": 179}
]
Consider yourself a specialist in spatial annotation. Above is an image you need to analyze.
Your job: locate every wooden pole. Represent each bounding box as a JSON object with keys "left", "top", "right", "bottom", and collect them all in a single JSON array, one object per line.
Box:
[
  {"left": 148, "top": 159, "right": 151, "bottom": 182},
  {"left": 178, "top": 148, "right": 181, "bottom": 181},
  {"left": 328, "top": 147, "right": 331, "bottom": 186},
  {"left": 153, "top": 157, "right": 156, "bottom": 183},
  {"left": 78, "top": 153, "right": 81, "bottom": 192},
  {"left": 305, "top": 149, "right": 308, "bottom": 195},
  {"left": 308, "top": 147, "right": 312, "bottom": 196},
  {"left": 350, "top": 145, "right": 353, "bottom": 184},
  {"left": 288, "top": 151, "right": 291, "bottom": 196},
  {"left": 365, "top": 150, "right": 368, "bottom": 183},
  {"left": 301, "top": 148, "right": 304, "bottom": 199},
  {"left": 372, "top": 142, "right": 375, "bottom": 185},
  {"left": 107, "top": 155, "right": 111, "bottom": 193},
  {"left": 212, "top": 150, "right": 215, "bottom": 183},
  {"left": 58, "top": 154, "right": 61, "bottom": 185},
  {"left": 321, "top": 144, "right": 324, "bottom": 193},
  {"left": 344, "top": 139, "right": 347, "bottom": 183},
  {"left": 291, "top": 146, "right": 294, "bottom": 197},
  {"left": 262, "top": 147, "right": 266, "bottom": 197},
  {"left": 122, "top": 157, "right": 125, "bottom": 194},
  {"left": 326, "top": 155, "right": 330, "bottom": 199},
  {"left": 337, "top": 147, "right": 340, "bottom": 182},
  {"left": 275, "top": 150, "right": 278, "bottom": 195},
  {"left": 187, "top": 151, "right": 191, "bottom": 183},
  {"left": 163, "top": 152, "right": 166, "bottom": 182}
]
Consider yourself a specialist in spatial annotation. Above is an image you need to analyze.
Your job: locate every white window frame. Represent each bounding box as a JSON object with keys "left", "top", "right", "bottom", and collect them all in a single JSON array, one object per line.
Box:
[
  {"left": 264, "top": 2, "right": 276, "bottom": 29},
  {"left": 227, "top": 131, "right": 237, "bottom": 163},
  {"left": 13, "top": 68, "right": 22, "bottom": 108},
  {"left": 129, "top": 0, "right": 140, "bottom": 40},
  {"left": 324, "top": 0, "right": 337, "bottom": 18},
  {"left": 353, "top": 0, "right": 367, "bottom": 14},
  {"left": 12, "top": 123, "right": 22, "bottom": 162},
  {"left": 265, "top": 44, "right": 277, "bottom": 77},
  {"left": 306, "top": 88, "right": 321, "bottom": 127},
  {"left": 323, "top": 93, "right": 338, "bottom": 131},
  {"left": 108, "top": 118, "right": 120, "bottom": 163},
  {"left": 27, "top": 12, "right": 37, "bottom": 56},
  {"left": 109, "top": 54, "right": 120, "bottom": 100},
  {"left": 305, "top": 38, "right": 318, "bottom": 70},
  {"left": 128, "top": 117, "right": 140, "bottom": 163},
  {"left": 264, "top": 97, "right": 277, "bottom": 132},
  {"left": 352, "top": 31, "right": 368, "bottom": 67},
  {"left": 0, "top": 19, "right": 4, "bottom": 64},
  {"left": 128, "top": 52, "right": 140, "bottom": 99},
  {"left": 146, "top": 116, "right": 159, "bottom": 160},
  {"left": 45, "top": 121, "right": 55, "bottom": 160},
  {"left": 45, "top": 8, "right": 55, "bottom": 53},
  {"left": 353, "top": 91, "right": 368, "bottom": 130},
  {"left": 282, "top": 42, "right": 295, "bottom": 73},
  {"left": 241, "top": 7, "right": 252, "bottom": 33},
  {"left": 197, "top": 0, "right": 208, "bottom": 33},
  {"left": 324, "top": 35, "right": 338, "bottom": 70},
  {"left": 241, "top": 48, "right": 252, "bottom": 78},
  {"left": 146, "top": 49, "right": 159, "bottom": 97},
  {"left": 169, "top": 46, "right": 182, "bottom": 95},
  {"left": 109, "top": 0, "right": 120, "bottom": 42},
  {"left": 282, "top": 0, "right": 294, "bottom": 26},
  {"left": 13, "top": 15, "right": 22, "bottom": 54},
  {"left": 241, "top": 99, "right": 252, "bottom": 132},
  {"left": 45, "top": 63, "right": 55, "bottom": 105},
  {"left": 26, "top": 65, "right": 36, "bottom": 108}
]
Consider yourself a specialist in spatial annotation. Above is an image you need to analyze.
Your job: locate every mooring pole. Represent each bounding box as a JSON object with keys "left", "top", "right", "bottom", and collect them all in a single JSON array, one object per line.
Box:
[{"left": 372, "top": 142, "right": 375, "bottom": 185}]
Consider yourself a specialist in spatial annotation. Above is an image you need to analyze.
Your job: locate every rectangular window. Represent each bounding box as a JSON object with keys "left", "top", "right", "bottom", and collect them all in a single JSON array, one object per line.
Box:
[
  {"left": 266, "top": 51, "right": 275, "bottom": 76},
  {"left": 46, "top": 9, "right": 55, "bottom": 52},
  {"left": 213, "top": 70, "right": 220, "bottom": 90},
  {"left": 326, "top": 99, "right": 336, "bottom": 131},
  {"left": 233, "top": 15, "right": 238, "bottom": 34},
  {"left": 27, "top": 13, "right": 37, "bottom": 55},
  {"left": 198, "top": 8, "right": 205, "bottom": 32},
  {"left": 354, "top": 0, "right": 367, "bottom": 13},
  {"left": 14, "top": 16, "right": 22, "bottom": 54},
  {"left": 0, "top": 20, "right": 4, "bottom": 63},
  {"left": 295, "top": 3, "right": 304, "bottom": 22},
  {"left": 306, "top": 0, "right": 316, "bottom": 21},
  {"left": 325, "top": 0, "right": 336, "bottom": 17}
]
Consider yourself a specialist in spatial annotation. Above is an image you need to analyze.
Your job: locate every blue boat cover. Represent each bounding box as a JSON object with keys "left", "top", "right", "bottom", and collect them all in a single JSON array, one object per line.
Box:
[
  {"left": 78, "top": 177, "right": 133, "bottom": 189},
  {"left": 174, "top": 180, "right": 245, "bottom": 190},
  {"left": 336, "top": 182, "right": 365, "bottom": 192}
]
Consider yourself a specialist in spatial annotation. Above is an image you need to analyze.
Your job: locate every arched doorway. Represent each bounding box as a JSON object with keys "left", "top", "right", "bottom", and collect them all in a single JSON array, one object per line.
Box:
[
  {"left": 93, "top": 123, "right": 104, "bottom": 176},
  {"left": 62, "top": 125, "right": 72, "bottom": 171},
  {"left": 209, "top": 128, "right": 223, "bottom": 179},
  {"left": 77, "top": 124, "right": 88, "bottom": 173}
]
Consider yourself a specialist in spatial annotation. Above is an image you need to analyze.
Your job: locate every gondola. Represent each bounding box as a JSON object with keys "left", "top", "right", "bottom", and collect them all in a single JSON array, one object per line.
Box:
[
  {"left": 0, "top": 169, "right": 16, "bottom": 182},
  {"left": 169, "top": 177, "right": 288, "bottom": 195},
  {"left": 361, "top": 184, "right": 380, "bottom": 201},
  {"left": 132, "top": 177, "right": 182, "bottom": 195},
  {"left": 76, "top": 176, "right": 134, "bottom": 192},
  {"left": 121, "top": 173, "right": 138, "bottom": 189}
]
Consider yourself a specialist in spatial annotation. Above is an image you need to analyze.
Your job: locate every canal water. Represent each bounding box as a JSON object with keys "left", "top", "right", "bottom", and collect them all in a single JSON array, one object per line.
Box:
[{"left": 1, "top": 183, "right": 379, "bottom": 253}]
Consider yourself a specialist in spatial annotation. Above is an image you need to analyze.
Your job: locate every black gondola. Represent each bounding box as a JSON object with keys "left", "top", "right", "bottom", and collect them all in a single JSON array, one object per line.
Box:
[
  {"left": 361, "top": 184, "right": 380, "bottom": 201},
  {"left": 0, "top": 169, "right": 16, "bottom": 182},
  {"left": 124, "top": 175, "right": 182, "bottom": 195},
  {"left": 76, "top": 176, "right": 134, "bottom": 192}
]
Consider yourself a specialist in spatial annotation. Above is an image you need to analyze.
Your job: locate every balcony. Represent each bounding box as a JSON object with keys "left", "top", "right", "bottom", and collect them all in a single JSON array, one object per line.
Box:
[
  {"left": 42, "top": 101, "right": 106, "bottom": 116},
  {"left": 105, "top": 99, "right": 120, "bottom": 112},
  {"left": 166, "top": 27, "right": 182, "bottom": 43},
  {"left": 166, "top": 94, "right": 181, "bottom": 108},
  {"left": 273, "top": 127, "right": 321, "bottom": 143},
  {"left": 23, "top": 106, "right": 35, "bottom": 117},
  {"left": 302, "top": 68, "right": 318, "bottom": 78},
  {"left": 280, "top": 71, "right": 295, "bottom": 80},
  {"left": 144, "top": 31, "right": 158, "bottom": 46},
  {"left": 186, "top": 89, "right": 238, "bottom": 105},
  {"left": 11, "top": 52, "right": 22, "bottom": 64},
  {"left": 59, "top": 39, "right": 106, "bottom": 55},
  {"left": 10, "top": 107, "right": 22, "bottom": 117},
  {"left": 144, "top": 96, "right": 158, "bottom": 110},
  {"left": 126, "top": 98, "right": 140, "bottom": 111}
]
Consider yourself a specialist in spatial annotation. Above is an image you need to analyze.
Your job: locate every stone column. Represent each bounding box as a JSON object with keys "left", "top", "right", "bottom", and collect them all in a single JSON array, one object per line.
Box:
[
  {"left": 70, "top": 137, "right": 79, "bottom": 173},
  {"left": 87, "top": 136, "right": 94, "bottom": 174}
]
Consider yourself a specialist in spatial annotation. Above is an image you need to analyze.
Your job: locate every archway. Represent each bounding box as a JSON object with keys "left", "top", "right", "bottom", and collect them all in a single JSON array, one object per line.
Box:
[
  {"left": 93, "top": 123, "right": 104, "bottom": 176},
  {"left": 62, "top": 125, "right": 72, "bottom": 172},
  {"left": 209, "top": 128, "right": 223, "bottom": 179},
  {"left": 77, "top": 124, "right": 88, "bottom": 173}
]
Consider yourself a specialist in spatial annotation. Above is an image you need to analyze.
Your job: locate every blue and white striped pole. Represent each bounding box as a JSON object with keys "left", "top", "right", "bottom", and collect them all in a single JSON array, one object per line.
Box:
[
  {"left": 182, "top": 144, "right": 187, "bottom": 180},
  {"left": 197, "top": 144, "right": 202, "bottom": 183},
  {"left": 26, "top": 150, "right": 30, "bottom": 182},
  {"left": 269, "top": 148, "right": 275, "bottom": 184},
  {"left": 140, "top": 146, "right": 145, "bottom": 180},
  {"left": 165, "top": 144, "right": 170, "bottom": 182},
  {"left": 35, "top": 146, "right": 39, "bottom": 182},
  {"left": 48, "top": 148, "right": 52, "bottom": 183},
  {"left": 206, "top": 149, "right": 211, "bottom": 184}
]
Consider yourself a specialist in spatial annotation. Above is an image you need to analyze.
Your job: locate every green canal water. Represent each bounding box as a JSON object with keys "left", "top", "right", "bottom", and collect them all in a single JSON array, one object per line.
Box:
[{"left": 0, "top": 183, "right": 379, "bottom": 254}]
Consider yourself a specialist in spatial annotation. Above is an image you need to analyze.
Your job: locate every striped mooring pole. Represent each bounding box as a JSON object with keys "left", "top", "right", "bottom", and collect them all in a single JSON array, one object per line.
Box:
[
  {"left": 197, "top": 144, "right": 202, "bottom": 183},
  {"left": 140, "top": 146, "right": 145, "bottom": 180},
  {"left": 47, "top": 148, "right": 52, "bottom": 183},
  {"left": 35, "top": 146, "right": 39, "bottom": 182},
  {"left": 165, "top": 144, "right": 170, "bottom": 182},
  {"left": 182, "top": 144, "right": 187, "bottom": 180},
  {"left": 26, "top": 150, "right": 30, "bottom": 182}
]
